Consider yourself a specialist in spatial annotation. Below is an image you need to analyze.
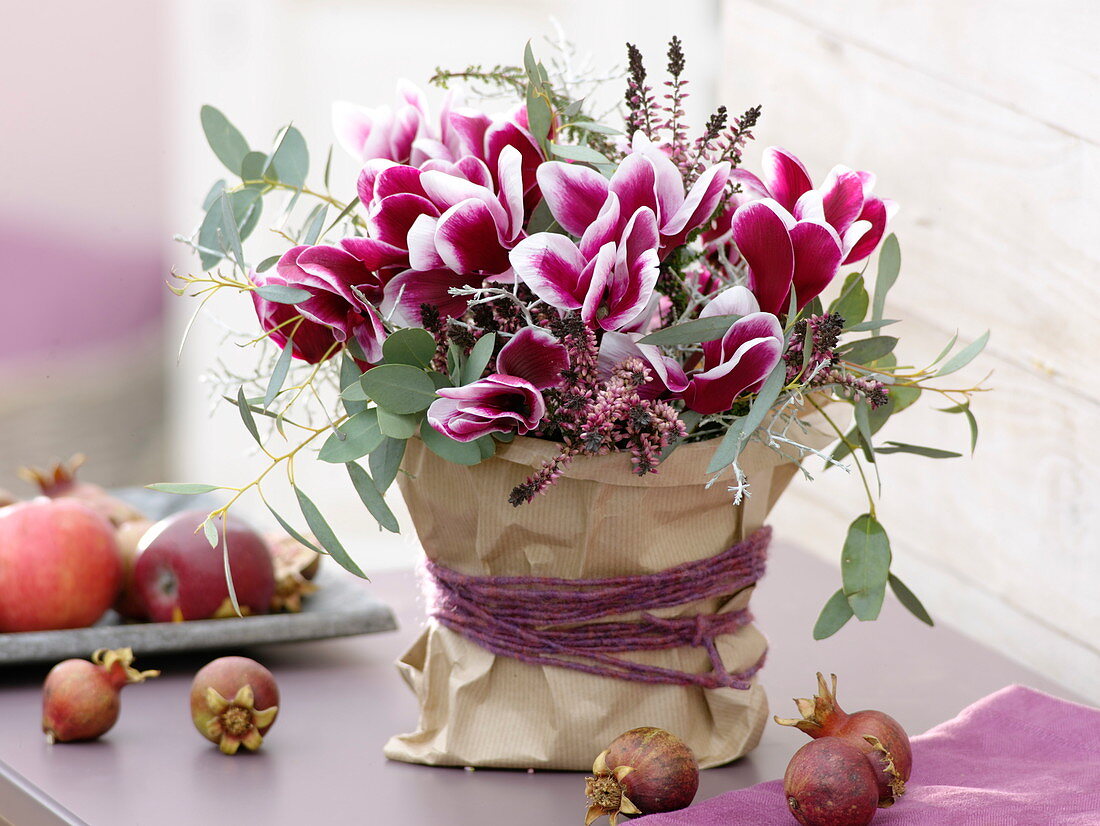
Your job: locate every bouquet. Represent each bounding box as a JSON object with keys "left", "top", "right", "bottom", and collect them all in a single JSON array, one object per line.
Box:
[{"left": 166, "top": 37, "right": 987, "bottom": 637}]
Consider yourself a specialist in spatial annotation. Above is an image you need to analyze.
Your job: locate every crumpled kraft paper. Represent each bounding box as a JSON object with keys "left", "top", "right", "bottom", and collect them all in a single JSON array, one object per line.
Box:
[{"left": 386, "top": 412, "right": 833, "bottom": 770}]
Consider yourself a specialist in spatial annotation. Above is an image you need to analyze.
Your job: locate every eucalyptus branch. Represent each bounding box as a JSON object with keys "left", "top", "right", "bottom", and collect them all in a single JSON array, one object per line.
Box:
[{"left": 809, "top": 396, "right": 876, "bottom": 518}]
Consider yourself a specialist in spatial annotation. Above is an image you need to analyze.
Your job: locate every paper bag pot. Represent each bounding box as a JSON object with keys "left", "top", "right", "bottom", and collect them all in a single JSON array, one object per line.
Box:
[{"left": 386, "top": 431, "right": 816, "bottom": 770}]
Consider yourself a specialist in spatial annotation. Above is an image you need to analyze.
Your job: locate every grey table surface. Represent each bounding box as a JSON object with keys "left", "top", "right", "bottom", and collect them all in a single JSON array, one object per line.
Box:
[{"left": 0, "top": 542, "right": 1084, "bottom": 826}]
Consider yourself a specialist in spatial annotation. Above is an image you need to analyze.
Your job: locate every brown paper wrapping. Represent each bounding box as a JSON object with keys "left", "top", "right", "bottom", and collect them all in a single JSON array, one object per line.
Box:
[{"left": 385, "top": 412, "right": 832, "bottom": 770}]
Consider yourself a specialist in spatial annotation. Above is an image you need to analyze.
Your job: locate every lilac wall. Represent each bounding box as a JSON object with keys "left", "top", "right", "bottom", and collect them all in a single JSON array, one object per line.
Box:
[{"left": 0, "top": 1, "right": 167, "bottom": 363}]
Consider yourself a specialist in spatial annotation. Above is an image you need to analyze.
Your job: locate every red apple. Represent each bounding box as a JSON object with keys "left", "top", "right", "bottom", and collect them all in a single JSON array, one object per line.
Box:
[
  {"left": 0, "top": 498, "right": 122, "bottom": 632},
  {"left": 134, "top": 510, "right": 275, "bottom": 622}
]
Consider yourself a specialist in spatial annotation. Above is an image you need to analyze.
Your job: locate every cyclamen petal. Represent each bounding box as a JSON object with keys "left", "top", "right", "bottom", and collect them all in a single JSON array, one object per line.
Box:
[
  {"left": 496, "top": 326, "right": 569, "bottom": 390},
  {"left": 434, "top": 199, "right": 513, "bottom": 275},
  {"left": 368, "top": 193, "right": 440, "bottom": 248},
  {"left": 609, "top": 153, "right": 659, "bottom": 222},
  {"left": 535, "top": 162, "right": 610, "bottom": 237},
  {"left": 843, "top": 197, "right": 895, "bottom": 264},
  {"left": 381, "top": 267, "right": 482, "bottom": 325},
  {"left": 731, "top": 200, "right": 796, "bottom": 316},
  {"left": 789, "top": 221, "right": 843, "bottom": 311},
  {"left": 405, "top": 214, "right": 445, "bottom": 271},
  {"left": 509, "top": 233, "right": 588, "bottom": 310},
  {"left": 662, "top": 161, "right": 731, "bottom": 238},
  {"left": 680, "top": 313, "right": 784, "bottom": 415},
  {"left": 819, "top": 166, "right": 866, "bottom": 235},
  {"left": 629, "top": 132, "right": 686, "bottom": 222},
  {"left": 699, "top": 286, "right": 762, "bottom": 365},
  {"left": 761, "top": 147, "right": 813, "bottom": 211}
]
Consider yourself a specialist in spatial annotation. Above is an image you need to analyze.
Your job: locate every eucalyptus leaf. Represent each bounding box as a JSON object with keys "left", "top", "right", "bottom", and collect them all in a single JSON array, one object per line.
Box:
[
  {"left": 932, "top": 331, "right": 960, "bottom": 366},
  {"left": 876, "top": 441, "right": 962, "bottom": 458},
  {"left": 525, "top": 198, "right": 557, "bottom": 234},
  {"left": 813, "top": 589, "right": 855, "bottom": 640},
  {"left": 202, "top": 518, "right": 219, "bottom": 549},
  {"left": 889, "top": 574, "right": 934, "bottom": 626},
  {"left": 419, "top": 419, "right": 484, "bottom": 465},
  {"left": 202, "top": 180, "right": 227, "bottom": 211},
  {"left": 462, "top": 333, "right": 496, "bottom": 384},
  {"left": 256, "top": 254, "right": 280, "bottom": 274},
  {"left": 218, "top": 192, "right": 245, "bottom": 266},
  {"left": 236, "top": 387, "right": 262, "bottom": 445},
  {"left": 324, "top": 197, "right": 360, "bottom": 236},
  {"left": 254, "top": 284, "right": 310, "bottom": 304},
  {"left": 936, "top": 330, "right": 990, "bottom": 377},
  {"left": 476, "top": 435, "right": 497, "bottom": 460},
  {"left": 266, "top": 125, "right": 309, "bottom": 189},
  {"left": 200, "top": 105, "right": 249, "bottom": 175},
  {"left": 523, "top": 41, "right": 540, "bottom": 82},
  {"left": 262, "top": 500, "right": 323, "bottom": 554},
  {"left": 369, "top": 437, "right": 406, "bottom": 493},
  {"left": 938, "top": 402, "right": 979, "bottom": 453},
  {"left": 323, "top": 145, "right": 333, "bottom": 189},
  {"left": 570, "top": 121, "right": 622, "bottom": 135},
  {"left": 549, "top": 143, "right": 611, "bottom": 165},
  {"left": 829, "top": 272, "right": 869, "bottom": 325},
  {"left": 526, "top": 91, "right": 553, "bottom": 151},
  {"left": 146, "top": 482, "right": 221, "bottom": 495},
  {"left": 302, "top": 203, "right": 328, "bottom": 245},
  {"left": 340, "top": 353, "right": 368, "bottom": 415},
  {"left": 346, "top": 462, "right": 400, "bottom": 533},
  {"left": 382, "top": 328, "right": 437, "bottom": 369},
  {"left": 377, "top": 408, "right": 421, "bottom": 439},
  {"left": 294, "top": 486, "right": 366, "bottom": 578},
  {"left": 705, "top": 418, "right": 746, "bottom": 475},
  {"left": 264, "top": 338, "right": 294, "bottom": 408},
  {"left": 240, "top": 151, "right": 268, "bottom": 182},
  {"left": 845, "top": 318, "right": 899, "bottom": 332},
  {"left": 197, "top": 189, "right": 261, "bottom": 271},
  {"left": 853, "top": 399, "right": 876, "bottom": 463},
  {"left": 837, "top": 336, "right": 898, "bottom": 364},
  {"left": 639, "top": 314, "right": 741, "bottom": 346},
  {"left": 871, "top": 234, "right": 900, "bottom": 322},
  {"left": 362, "top": 364, "right": 438, "bottom": 414},
  {"left": 318, "top": 409, "right": 383, "bottom": 463},
  {"left": 841, "top": 513, "right": 892, "bottom": 621}
]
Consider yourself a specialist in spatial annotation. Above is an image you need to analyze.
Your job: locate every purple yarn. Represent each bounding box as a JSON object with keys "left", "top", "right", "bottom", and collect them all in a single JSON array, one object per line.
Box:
[{"left": 422, "top": 527, "right": 772, "bottom": 690}]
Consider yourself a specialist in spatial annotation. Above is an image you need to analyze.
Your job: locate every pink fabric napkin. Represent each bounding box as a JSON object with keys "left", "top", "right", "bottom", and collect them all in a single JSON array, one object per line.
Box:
[{"left": 640, "top": 685, "right": 1100, "bottom": 825}]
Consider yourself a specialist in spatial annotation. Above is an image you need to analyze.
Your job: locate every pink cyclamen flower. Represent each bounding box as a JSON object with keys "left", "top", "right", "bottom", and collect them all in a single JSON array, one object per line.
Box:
[
  {"left": 347, "top": 146, "right": 528, "bottom": 325},
  {"left": 679, "top": 286, "right": 785, "bottom": 415},
  {"left": 597, "top": 332, "right": 689, "bottom": 399},
  {"left": 731, "top": 146, "right": 897, "bottom": 264},
  {"left": 509, "top": 203, "right": 661, "bottom": 331},
  {"left": 334, "top": 82, "right": 542, "bottom": 204},
  {"left": 249, "top": 270, "right": 339, "bottom": 364},
  {"left": 427, "top": 326, "right": 568, "bottom": 442},
  {"left": 536, "top": 132, "right": 730, "bottom": 259},
  {"left": 730, "top": 199, "right": 844, "bottom": 316},
  {"left": 273, "top": 245, "right": 388, "bottom": 363}
]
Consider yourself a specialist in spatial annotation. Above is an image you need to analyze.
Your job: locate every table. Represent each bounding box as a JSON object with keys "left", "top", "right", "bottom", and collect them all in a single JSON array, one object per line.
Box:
[{"left": 0, "top": 542, "right": 1081, "bottom": 825}]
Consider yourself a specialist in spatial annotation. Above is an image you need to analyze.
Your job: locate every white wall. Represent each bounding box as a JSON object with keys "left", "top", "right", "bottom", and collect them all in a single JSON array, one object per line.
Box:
[{"left": 723, "top": 0, "right": 1100, "bottom": 701}]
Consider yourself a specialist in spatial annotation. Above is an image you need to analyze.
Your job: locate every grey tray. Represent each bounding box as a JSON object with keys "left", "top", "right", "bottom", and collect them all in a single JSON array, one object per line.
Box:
[{"left": 0, "top": 567, "right": 397, "bottom": 665}]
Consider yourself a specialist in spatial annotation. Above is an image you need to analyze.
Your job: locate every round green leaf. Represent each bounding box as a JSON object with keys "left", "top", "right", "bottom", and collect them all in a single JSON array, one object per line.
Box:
[{"left": 362, "top": 364, "right": 438, "bottom": 414}]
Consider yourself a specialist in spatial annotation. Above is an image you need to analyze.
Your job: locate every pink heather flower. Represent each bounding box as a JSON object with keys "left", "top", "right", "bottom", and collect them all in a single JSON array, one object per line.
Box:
[
  {"left": 730, "top": 198, "right": 844, "bottom": 316},
  {"left": 509, "top": 204, "right": 661, "bottom": 332},
  {"left": 730, "top": 146, "right": 897, "bottom": 264},
  {"left": 273, "top": 245, "right": 388, "bottom": 364},
  {"left": 679, "top": 286, "right": 785, "bottom": 415},
  {"left": 249, "top": 269, "right": 339, "bottom": 364},
  {"left": 333, "top": 82, "right": 543, "bottom": 205},
  {"left": 535, "top": 131, "right": 730, "bottom": 259},
  {"left": 597, "top": 332, "right": 688, "bottom": 399},
  {"left": 426, "top": 325, "right": 569, "bottom": 442}
]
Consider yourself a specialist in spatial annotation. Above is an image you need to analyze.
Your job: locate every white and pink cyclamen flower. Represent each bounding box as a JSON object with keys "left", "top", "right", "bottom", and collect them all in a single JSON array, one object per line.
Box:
[
  {"left": 679, "top": 286, "right": 785, "bottom": 415},
  {"left": 427, "top": 327, "right": 569, "bottom": 442},
  {"left": 510, "top": 132, "right": 731, "bottom": 332}
]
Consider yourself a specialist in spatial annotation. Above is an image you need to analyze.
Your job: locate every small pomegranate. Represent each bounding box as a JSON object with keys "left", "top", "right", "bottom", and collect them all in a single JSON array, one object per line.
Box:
[
  {"left": 776, "top": 674, "right": 911, "bottom": 806},
  {"left": 42, "top": 648, "right": 159, "bottom": 743},
  {"left": 584, "top": 727, "right": 698, "bottom": 825},
  {"left": 784, "top": 738, "right": 879, "bottom": 826},
  {"left": 190, "top": 656, "right": 279, "bottom": 755},
  {"left": 266, "top": 531, "right": 321, "bottom": 613},
  {"left": 19, "top": 455, "right": 145, "bottom": 527}
]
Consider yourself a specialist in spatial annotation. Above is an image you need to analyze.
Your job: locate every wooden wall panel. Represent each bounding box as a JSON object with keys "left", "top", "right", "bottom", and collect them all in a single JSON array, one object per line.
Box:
[{"left": 722, "top": 0, "right": 1100, "bottom": 699}]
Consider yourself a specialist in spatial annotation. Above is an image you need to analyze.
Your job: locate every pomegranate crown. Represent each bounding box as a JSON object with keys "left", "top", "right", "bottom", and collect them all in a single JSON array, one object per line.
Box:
[
  {"left": 91, "top": 648, "right": 160, "bottom": 687},
  {"left": 773, "top": 671, "right": 847, "bottom": 734},
  {"left": 18, "top": 454, "right": 86, "bottom": 493}
]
